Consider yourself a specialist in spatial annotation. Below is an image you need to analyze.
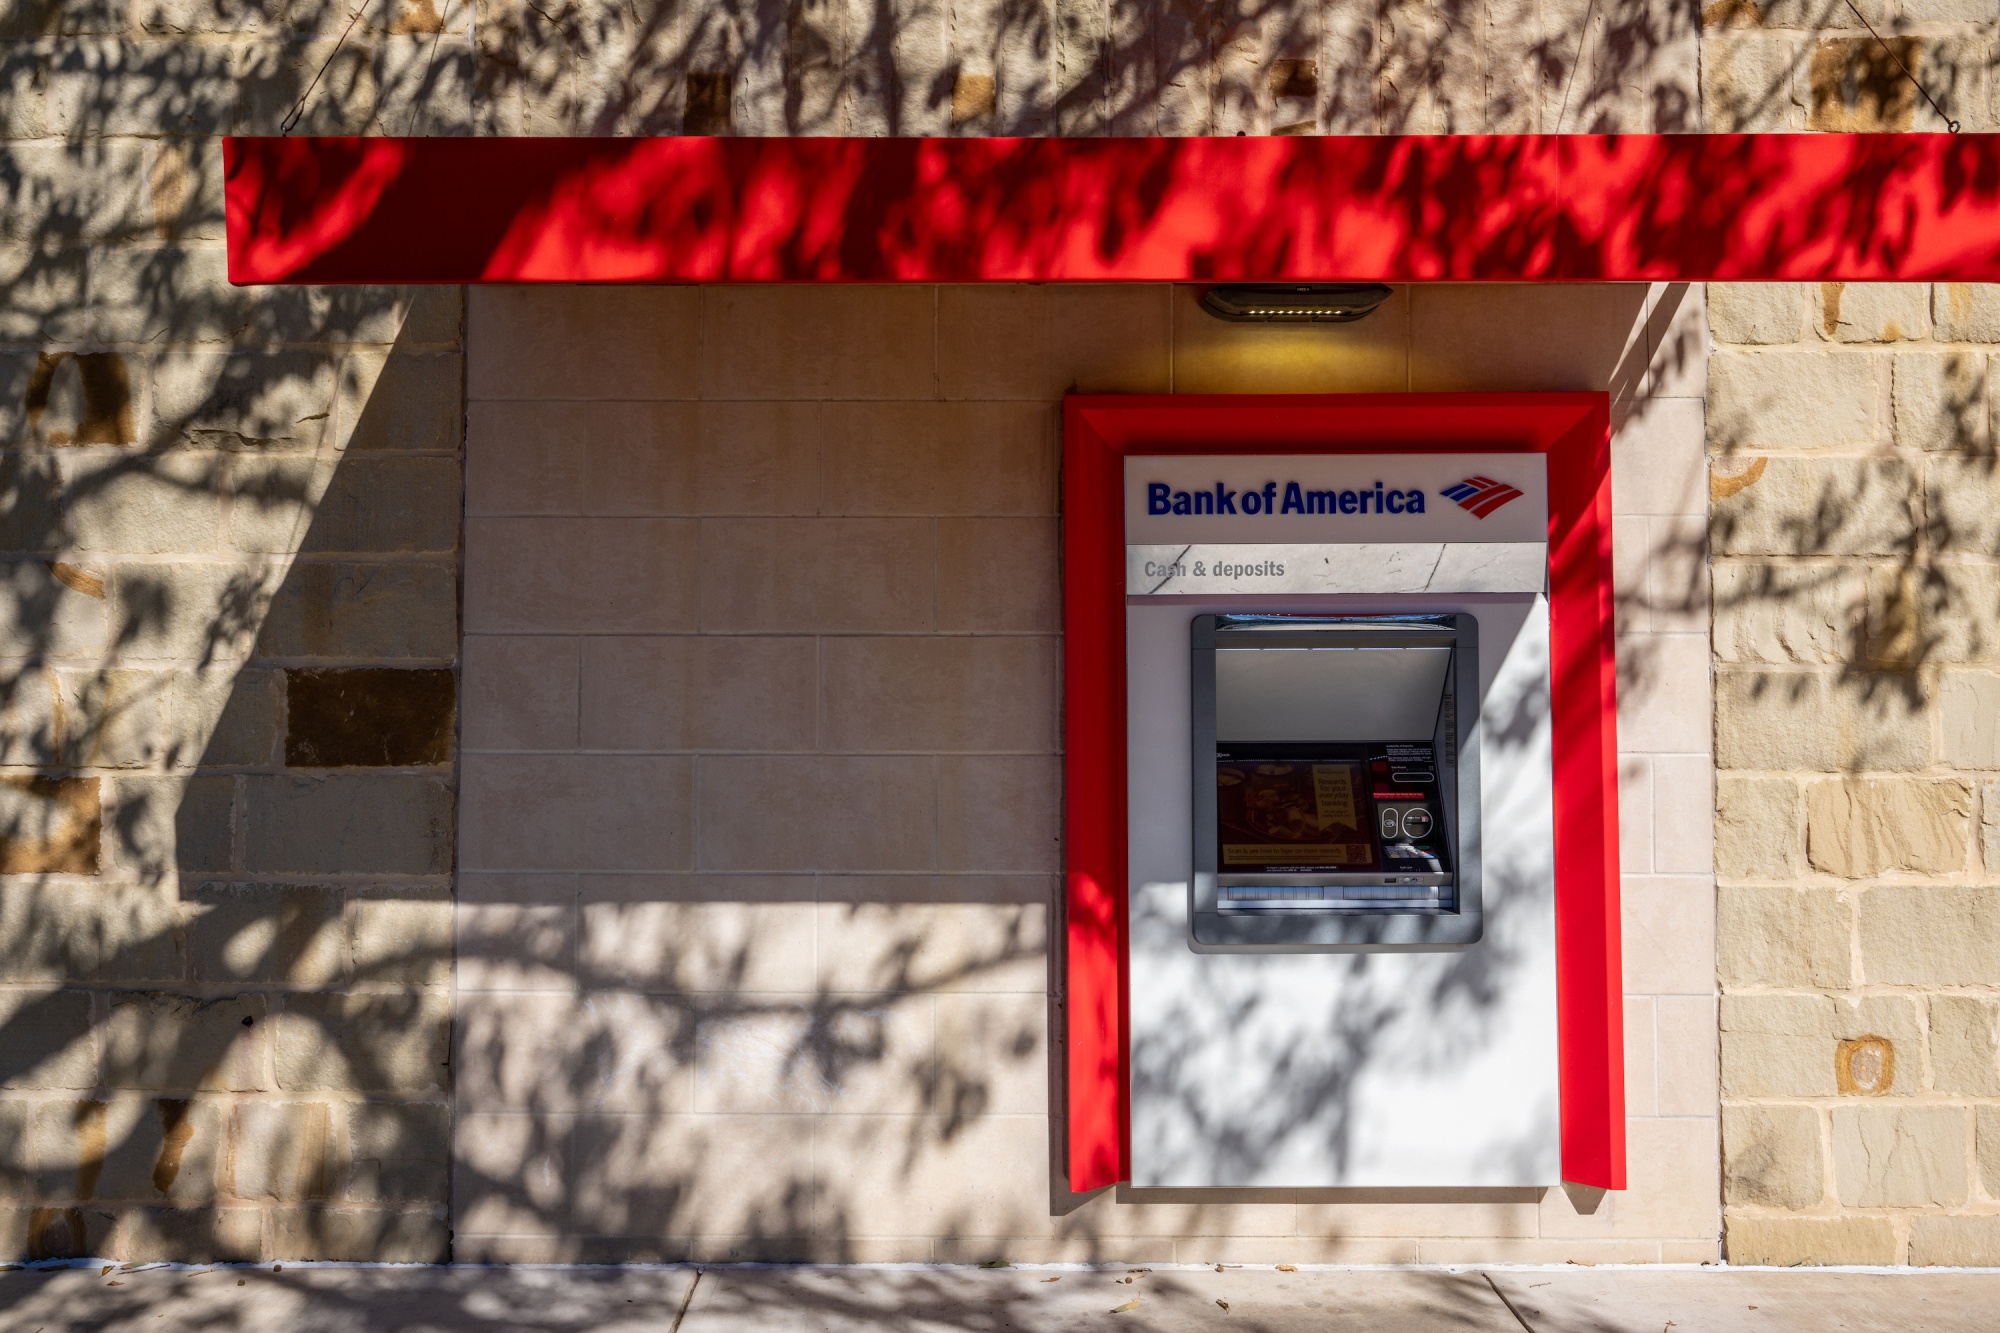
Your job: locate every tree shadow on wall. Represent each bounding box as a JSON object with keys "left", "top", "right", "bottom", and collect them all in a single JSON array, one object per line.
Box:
[
  {"left": 470, "top": 0, "right": 1696, "bottom": 137},
  {"left": 0, "top": 231, "right": 463, "bottom": 1264}
]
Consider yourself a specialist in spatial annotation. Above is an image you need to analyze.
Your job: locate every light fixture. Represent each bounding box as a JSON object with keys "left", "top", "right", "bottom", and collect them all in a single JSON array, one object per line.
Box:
[{"left": 1199, "top": 283, "right": 1394, "bottom": 323}]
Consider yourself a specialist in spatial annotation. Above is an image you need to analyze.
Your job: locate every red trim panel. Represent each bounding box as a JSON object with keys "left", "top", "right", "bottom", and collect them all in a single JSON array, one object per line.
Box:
[
  {"left": 227, "top": 133, "right": 2000, "bottom": 285},
  {"left": 1061, "top": 395, "right": 1625, "bottom": 1193}
]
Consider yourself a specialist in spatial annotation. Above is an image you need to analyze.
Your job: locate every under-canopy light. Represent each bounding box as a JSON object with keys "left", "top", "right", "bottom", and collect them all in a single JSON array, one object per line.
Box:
[{"left": 1199, "top": 283, "right": 1394, "bottom": 323}]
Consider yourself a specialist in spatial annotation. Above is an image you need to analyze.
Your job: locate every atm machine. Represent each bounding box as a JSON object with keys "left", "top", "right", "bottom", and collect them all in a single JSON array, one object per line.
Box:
[{"left": 1124, "top": 452, "right": 1560, "bottom": 1189}]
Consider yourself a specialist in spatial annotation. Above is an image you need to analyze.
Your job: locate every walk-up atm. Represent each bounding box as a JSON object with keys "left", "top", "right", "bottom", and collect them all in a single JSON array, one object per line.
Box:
[{"left": 1124, "top": 452, "right": 1561, "bottom": 1189}]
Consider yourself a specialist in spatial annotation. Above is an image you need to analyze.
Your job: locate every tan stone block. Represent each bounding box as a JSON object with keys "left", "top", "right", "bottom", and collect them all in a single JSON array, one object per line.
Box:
[
  {"left": 1895, "top": 349, "right": 1989, "bottom": 452},
  {"left": 0, "top": 775, "right": 100, "bottom": 875},
  {"left": 821, "top": 637, "right": 1057, "bottom": 754},
  {"left": 187, "top": 883, "right": 344, "bottom": 985},
  {"left": 105, "top": 992, "right": 265, "bottom": 1092},
  {"left": 1724, "top": 1214, "right": 1897, "bottom": 1266},
  {"left": 1612, "top": 397, "right": 1707, "bottom": 517},
  {"left": 1658, "top": 995, "right": 1721, "bottom": 1117},
  {"left": 466, "top": 287, "right": 699, "bottom": 401},
  {"left": 1614, "top": 632, "right": 1710, "bottom": 753},
  {"left": 1910, "top": 1214, "right": 2000, "bottom": 1267},
  {"left": 274, "top": 992, "right": 448, "bottom": 1094},
  {"left": 0, "top": 558, "right": 109, "bottom": 658},
  {"left": 1944, "top": 664, "right": 2000, "bottom": 768},
  {"left": 0, "top": 989, "right": 96, "bottom": 1089},
  {"left": 228, "top": 1101, "right": 332, "bottom": 1201},
  {"left": 935, "top": 993, "right": 1048, "bottom": 1117},
  {"left": 113, "top": 1205, "right": 262, "bottom": 1262},
  {"left": 1619, "top": 756, "right": 1654, "bottom": 873},
  {"left": 1979, "top": 1104, "right": 2000, "bottom": 1198},
  {"left": 1929, "top": 457, "right": 2000, "bottom": 556},
  {"left": 1832, "top": 1105, "right": 1967, "bottom": 1206},
  {"left": 351, "top": 890, "right": 451, "bottom": 986},
  {"left": 1935, "top": 284, "right": 2000, "bottom": 342},
  {"left": 1707, "top": 283, "right": 1806, "bottom": 345},
  {"left": 346, "top": 1102, "right": 448, "bottom": 1204},
  {"left": 333, "top": 349, "right": 463, "bottom": 452},
  {"left": 280, "top": 454, "right": 460, "bottom": 556},
  {"left": 1700, "top": 34, "right": 1806, "bottom": 131},
  {"left": 1621, "top": 876, "right": 1715, "bottom": 996},
  {"left": 149, "top": 348, "right": 337, "bottom": 451},
  {"left": 936, "top": 285, "right": 1172, "bottom": 398},
  {"left": 1716, "top": 776, "right": 1801, "bottom": 881},
  {"left": 580, "top": 877, "right": 813, "bottom": 993},
  {"left": 937, "top": 755, "right": 1062, "bottom": 874},
  {"left": 460, "top": 636, "right": 578, "bottom": 752},
  {"left": 816, "top": 892, "right": 1048, "bottom": 995},
  {"left": 243, "top": 773, "right": 453, "bottom": 876},
  {"left": 49, "top": 667, "right": 173, "bottom": 773},
  {"left": 1721, "top": 992, "right": 1920, "bottom": 1097},
  {"left": 1712, "top": 563, "right": 1860, "bottom": 664},
  {"left": 1175, "top": 285, "right": 1409, "bottom": 394},
  {"left": 571, "top": 1112, "right": 815, "bottom": 1237},
  {"left": 696, "top": 755, "right": 935, "bottom": 873},
  {"left": 814, "top": 1113, "right": 1060, "bottom": 1237},
  {"left": 58, "top": 450, "right": 222, "bottom": 555},
  {"left": 1708, "top": 350, "right": 1877, "bottom": 451},
  {"left": 936, "top": 518, "right": 1059, "bottom": 633},
  {"left": 0, "top": 881, "right": 183, "bottom": 985},
  {"left": 1818, "top": 282, "right": 1930, "bottom": 343},
  {"left": 580, "top": 635, "right": 813, "bottom": 753},
  {"left": 695, "top": 517, "right": 935, "bottom": 633},
  {"left": 1806, "top": 777, "right": 1971, "bottom": 877},
  {"left": 173, "top": 665, "right": 283, "bottom": 768},
  {"left": 1712, "top": 457, "right": 1914, "bottom": 560},
  {"left": 695, "top": 996, "right": 933, "bottom": 1114},
  {"left": 1862, "top": 885, "right": 2000, "bottom": 984},
  {"left": 1721, "top": 1103, "right": 1823, "bottom": 1208},
  {"left": 1982, "top": 779, "right": 2000, "bottom": 875},
  {"left": 454, "top": 991, "right": 693, "bottom": 1113},
  {"left": 104, "top": 774, "right": 233, "bottom": 877},
  {"left": 271, "top": 1207, "right": 448, "bottom": 1262},
  {"left": 1920, "top": 566, "right": 2000, "bottom": 663},
  {"left": 256, "top": 561, "right": 456, "bottom": 661},
  {"left": 820, "top": 402, "right": 1055, "bottom": 517},
  {"left": 1718, "top": 885, "right": 1851, "bottom": 987},
  {"left": 37, "top": 1095, "right": 224, "bottom": 1205},
  {"left": 699, "top": 286, "right": 934, "bottom": 400},
  {"left": 1930, "top": 995, "right": 2000, "bottom": 1095},
  {"left": 459, "top": 753, "right": 693, "bottom": 874},
  {"left": 1716, "top": 669, "right": 1928, "bottom": 771},
  {"left": 463, "top": 516, "right": 696, "bottom": 634}
]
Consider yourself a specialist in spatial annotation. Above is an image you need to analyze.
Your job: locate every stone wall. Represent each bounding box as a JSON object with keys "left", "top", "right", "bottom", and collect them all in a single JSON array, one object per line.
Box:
[
  {"left": 1711, "top": 281, "right": 2000, "bottom": 1266},
  {"left": 453, "top": 281, "right": 1719, "bottom": 1263},
  {"left": 0, "top": 9, "right": 464, "bottom": 1253}
]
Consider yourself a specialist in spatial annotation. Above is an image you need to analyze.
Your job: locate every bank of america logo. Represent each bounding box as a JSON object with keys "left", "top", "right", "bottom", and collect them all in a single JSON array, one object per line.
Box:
[{"left": 1440, "top": 476, "right": 1523, "bottom": 518}]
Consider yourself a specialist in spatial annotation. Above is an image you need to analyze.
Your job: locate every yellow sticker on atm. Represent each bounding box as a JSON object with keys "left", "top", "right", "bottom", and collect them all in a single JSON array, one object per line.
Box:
[{"left": 1312, "top": 764, "right": 1357, "bottom": 830}]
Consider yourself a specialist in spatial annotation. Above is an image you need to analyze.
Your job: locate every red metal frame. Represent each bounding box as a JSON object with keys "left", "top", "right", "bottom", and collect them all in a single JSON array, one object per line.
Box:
[
  {"left": 1062, "top": 394, "right": 1623, "bottom": 1192},
  {"left": 225, "top": 133, "right": 2000, "bottom": 285}
]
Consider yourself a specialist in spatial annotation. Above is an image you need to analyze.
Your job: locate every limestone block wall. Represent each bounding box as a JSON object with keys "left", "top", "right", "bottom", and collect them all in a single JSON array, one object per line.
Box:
[
  {"left": 454, "top": 281, "right": 1717, "bottom": 1264},
  {"left": 1711, "top": 281, "right": 2000, "bottom": 1267},
  {"left": 0, "top": 7, "right": 466, "bottom": 1253}
]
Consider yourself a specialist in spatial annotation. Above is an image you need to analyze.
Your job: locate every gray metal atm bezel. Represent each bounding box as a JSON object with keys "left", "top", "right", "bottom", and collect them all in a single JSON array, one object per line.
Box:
[{"left": 1189, "top": 612, "right": 1484, "bottom": 952}]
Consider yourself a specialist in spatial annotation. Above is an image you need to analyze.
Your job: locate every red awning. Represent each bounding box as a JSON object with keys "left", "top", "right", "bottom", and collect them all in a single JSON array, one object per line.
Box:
[{"left": 225, "top": 133, "right": 2000, "bottom": 285}]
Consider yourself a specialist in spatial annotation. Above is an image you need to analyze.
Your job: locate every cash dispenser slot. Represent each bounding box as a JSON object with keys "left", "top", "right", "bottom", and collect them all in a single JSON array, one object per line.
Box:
[{"left": 1189, "top": 614, "right": 1483, "bottom": 950}]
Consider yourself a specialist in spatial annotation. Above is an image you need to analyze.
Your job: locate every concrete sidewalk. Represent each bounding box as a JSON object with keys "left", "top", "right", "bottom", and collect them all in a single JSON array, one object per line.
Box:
[{"left": 3, "top": 1262, "right": 1998, "bottom": 1332}]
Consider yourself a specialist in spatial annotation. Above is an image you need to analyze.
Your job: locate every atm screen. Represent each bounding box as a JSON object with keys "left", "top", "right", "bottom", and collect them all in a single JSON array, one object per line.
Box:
[{"left": 1215, "top": 742, "right": 1451, "bottom": 877}]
